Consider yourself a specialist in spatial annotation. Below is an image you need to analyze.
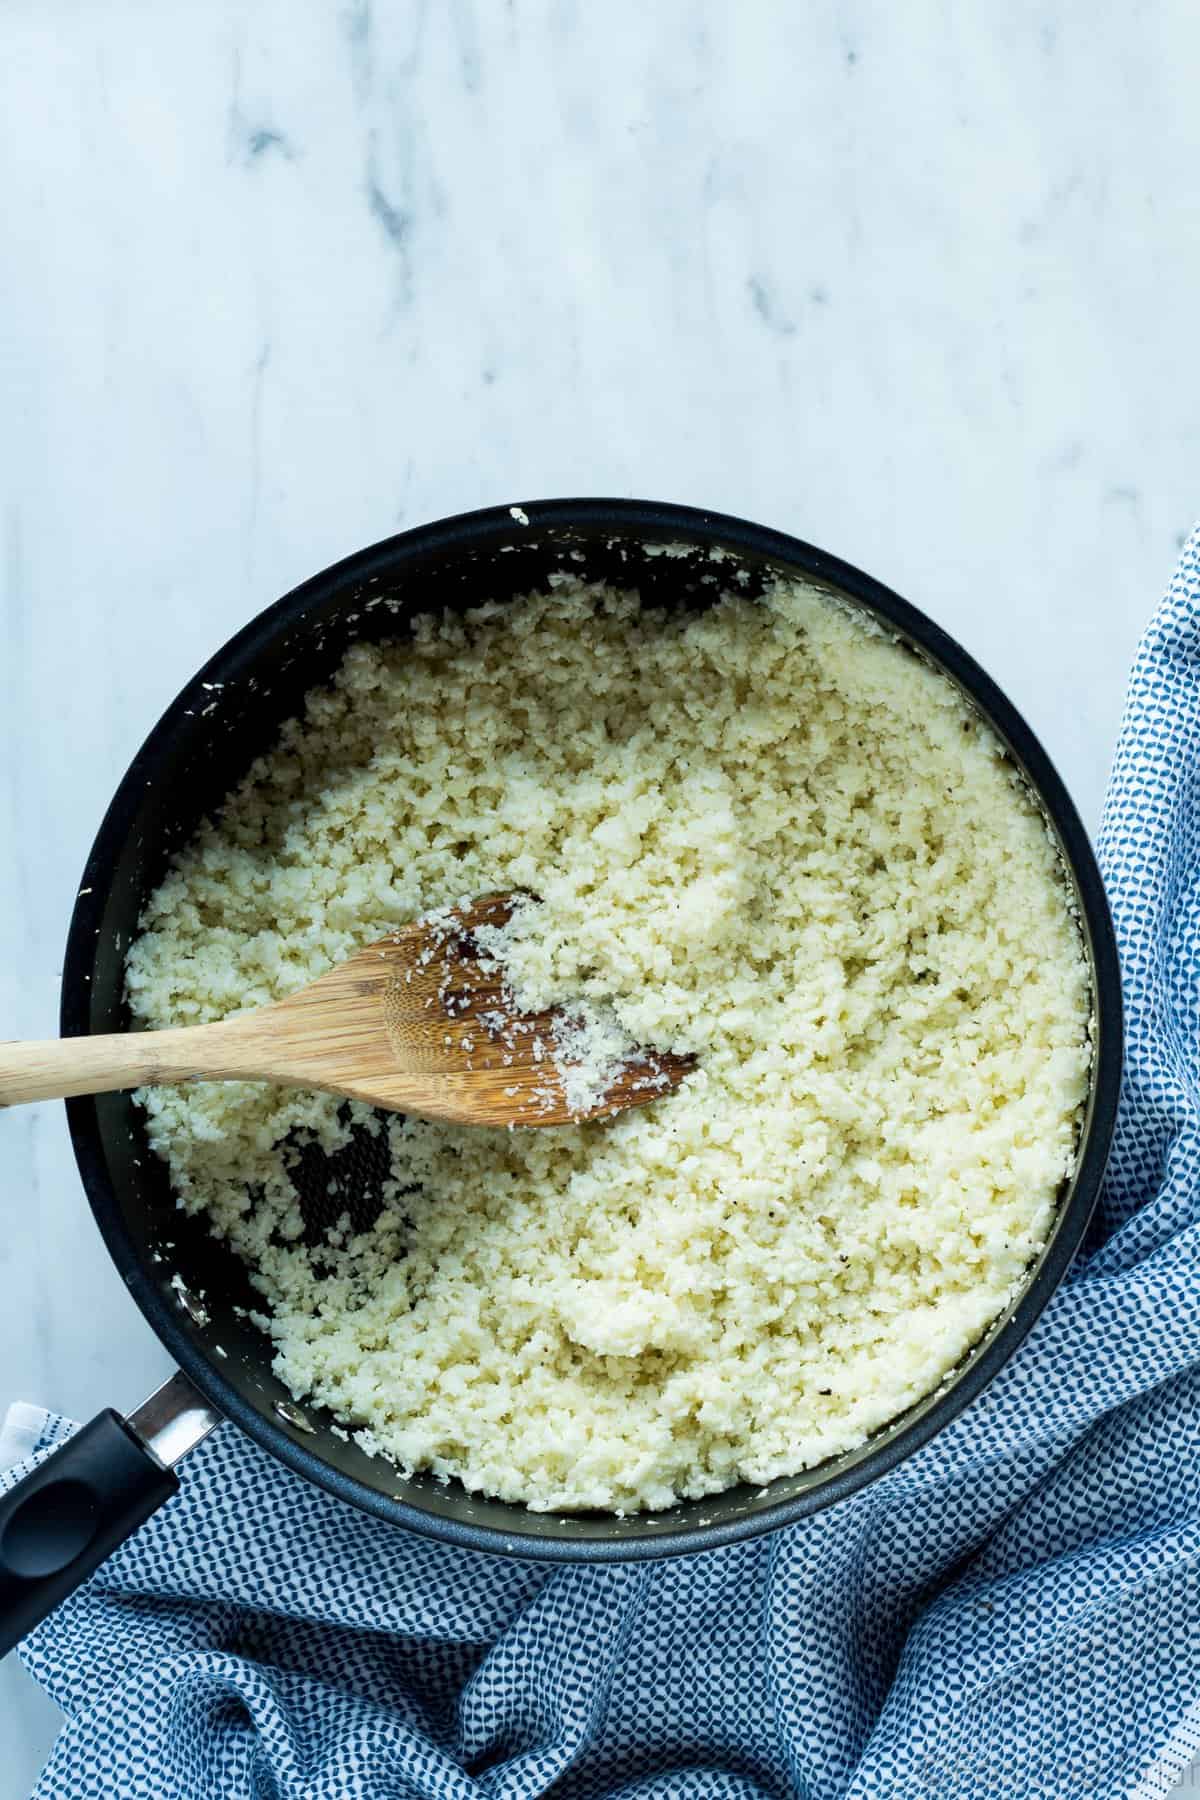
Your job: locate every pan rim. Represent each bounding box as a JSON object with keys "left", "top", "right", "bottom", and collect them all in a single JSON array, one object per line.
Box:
[{"left": 61, "top": 496, "right": 1124, "bottom": 1562}]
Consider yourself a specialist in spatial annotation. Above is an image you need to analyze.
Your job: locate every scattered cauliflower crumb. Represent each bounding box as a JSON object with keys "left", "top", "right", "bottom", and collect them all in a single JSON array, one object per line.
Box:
[{"left": 125, "top": 575, "right": 1091, "bottom": 1514}]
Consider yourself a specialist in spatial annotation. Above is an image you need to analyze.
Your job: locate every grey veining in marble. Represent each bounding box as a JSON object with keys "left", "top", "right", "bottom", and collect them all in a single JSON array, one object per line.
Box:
[{"left": 3, "top": 0, "right": 1199, "bottom": 1790}]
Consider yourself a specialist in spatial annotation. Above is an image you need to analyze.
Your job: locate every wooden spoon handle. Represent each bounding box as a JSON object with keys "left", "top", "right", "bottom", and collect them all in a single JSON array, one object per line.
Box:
[{"left": 0, "top": 1019, "right": 259, "bottom": 1107}]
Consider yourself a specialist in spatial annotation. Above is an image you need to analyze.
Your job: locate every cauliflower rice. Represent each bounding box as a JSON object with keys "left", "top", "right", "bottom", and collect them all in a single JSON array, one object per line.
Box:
[{"left": 125, "top": 575, "right": 1092, "bottom": 1513}]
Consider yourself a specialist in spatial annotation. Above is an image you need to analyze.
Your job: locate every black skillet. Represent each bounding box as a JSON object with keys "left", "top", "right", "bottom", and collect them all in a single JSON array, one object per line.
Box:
[{"left": 0, "top": 499, "right": 1123, "bottom": 1655}]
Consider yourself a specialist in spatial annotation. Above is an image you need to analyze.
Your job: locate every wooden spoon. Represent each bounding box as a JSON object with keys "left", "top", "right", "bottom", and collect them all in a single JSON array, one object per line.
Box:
[{"left": 0, "top": 895, "right": 694, "bottom": 1128}]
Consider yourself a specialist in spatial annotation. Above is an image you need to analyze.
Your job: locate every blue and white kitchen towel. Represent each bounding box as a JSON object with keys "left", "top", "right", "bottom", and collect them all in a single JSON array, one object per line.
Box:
[{"left": 8, "top": 532, "right": 1200, "bottom": 1800}]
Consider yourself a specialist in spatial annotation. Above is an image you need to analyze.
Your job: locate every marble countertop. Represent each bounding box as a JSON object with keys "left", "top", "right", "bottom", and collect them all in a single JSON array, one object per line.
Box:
[{"left": 2, "top": 0, "right": 1198, "bottom": 1789}]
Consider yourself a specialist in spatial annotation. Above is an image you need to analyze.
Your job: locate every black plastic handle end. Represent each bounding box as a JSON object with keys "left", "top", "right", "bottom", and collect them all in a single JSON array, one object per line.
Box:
[{"left": 0, "top": 1409, "right": 178, "bottom": 1657}]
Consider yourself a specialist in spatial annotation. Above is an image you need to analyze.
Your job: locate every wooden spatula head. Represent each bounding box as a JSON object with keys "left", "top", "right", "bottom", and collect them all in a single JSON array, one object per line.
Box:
[{"left": 263, "top": 894, "right": 695, "bottom": 1127}]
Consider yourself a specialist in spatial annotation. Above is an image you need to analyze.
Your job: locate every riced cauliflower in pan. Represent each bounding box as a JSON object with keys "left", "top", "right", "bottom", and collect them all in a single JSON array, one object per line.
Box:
[{"left": 126, "top": 575, "right": 1091, "bottom": 1513}]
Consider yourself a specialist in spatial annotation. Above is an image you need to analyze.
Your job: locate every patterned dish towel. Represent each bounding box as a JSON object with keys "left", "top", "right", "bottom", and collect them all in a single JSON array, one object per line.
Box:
[{"left": 7, "top": 532, "right": 1200, "bottom": 1800}]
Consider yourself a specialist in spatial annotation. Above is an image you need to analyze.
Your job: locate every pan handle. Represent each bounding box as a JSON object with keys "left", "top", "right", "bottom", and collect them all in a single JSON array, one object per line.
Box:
[{"left": 0, "top": 1372, "right": 220, "bottom": 1658}]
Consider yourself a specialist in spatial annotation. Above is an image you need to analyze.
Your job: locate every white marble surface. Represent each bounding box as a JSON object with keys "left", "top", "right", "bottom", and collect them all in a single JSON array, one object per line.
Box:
[{"left": 2, "top": 0, "right": 1198, "bottom": 1790}]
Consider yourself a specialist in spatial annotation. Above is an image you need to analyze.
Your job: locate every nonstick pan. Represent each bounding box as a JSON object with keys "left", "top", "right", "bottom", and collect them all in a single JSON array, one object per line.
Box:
[{"left": 0, "top": 499, "right": 1123, "bottom": 1654}]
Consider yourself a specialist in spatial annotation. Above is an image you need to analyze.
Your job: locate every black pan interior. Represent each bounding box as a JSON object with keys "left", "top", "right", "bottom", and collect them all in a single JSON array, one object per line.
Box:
[{"left": 62, "top": 499, "right": 1123, "bottom": 1561}]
